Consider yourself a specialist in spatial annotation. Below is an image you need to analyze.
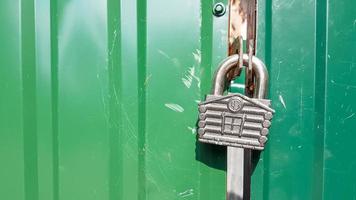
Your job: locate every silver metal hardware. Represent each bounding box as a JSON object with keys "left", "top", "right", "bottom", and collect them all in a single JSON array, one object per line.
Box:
[
  {"left": 198, "top": 54, "right": 273, "bottom": 149},
  {"left": 197, "top": 54, "right": 274, "bottom": 200},
  {"left": 213, "top": 2, "right": 226, "bottom": 17}
]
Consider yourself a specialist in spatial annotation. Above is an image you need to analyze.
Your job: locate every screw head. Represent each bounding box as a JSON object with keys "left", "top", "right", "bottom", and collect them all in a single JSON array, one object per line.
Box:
[{"left": 213, "top": 3, "right": 226, "bottom": 17}]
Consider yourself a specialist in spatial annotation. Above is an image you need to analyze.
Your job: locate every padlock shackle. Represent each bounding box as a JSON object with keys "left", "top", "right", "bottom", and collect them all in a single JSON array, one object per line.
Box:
[{"left": 212, "top": 54, "right": 268, "bottom": 99}]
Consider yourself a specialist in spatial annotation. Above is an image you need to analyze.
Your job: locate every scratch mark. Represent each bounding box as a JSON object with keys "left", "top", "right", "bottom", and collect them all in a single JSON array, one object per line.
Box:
[
  {"left": 146, "top": 173, "right": 161, "bottom": 192},
  {"left": 277, "top": 61, "right": 282, "bottom": 81},
  {"left": 279, "top": 95, "right": 287, "bottom": 109},
  {"left": 182, "top": 75, "right": 193, "bottom": 88},
  {"left": 181, "top": 49, "right": 202, "bottom": 88},
  {"left": 345, "top": 113, "right": 355, "bottom": 120},
  {"left": 156, "top": 163, "right": 169, "bottom": 182},
  {"left": 144, "top": 74, "right": 152, "bottom": 86},
  {"left": 300, "top": 87, "right": 303, "bottom": 119},
  {"left": 192, "top": 49, "right": 201, "bottom": 64},
  {"left": 331, "top": 80, "right": 356, "bottom": 89},
  {"left": 270, "top": 169, "right": 282, "bottom": 177},
  {"left": 165, "top": 103, "right": 184, "bottom": 113},
  {"left": 122, "top": 108, "right": 138, "bottom": 140},
  {"left": 182, "top": 67, "right": 201, "bottom": 89},
  {"left": 157, "top": 49, "right": 171, "bottom": 59},
  {"left": 109, "top": 29, "right": 117, "bottom": 56},
  {"left": 187, "top": 126, "right": 196, "bottom": 134},
  {"left": 178, "top": 189, "right": 194, "bottom": 198}
]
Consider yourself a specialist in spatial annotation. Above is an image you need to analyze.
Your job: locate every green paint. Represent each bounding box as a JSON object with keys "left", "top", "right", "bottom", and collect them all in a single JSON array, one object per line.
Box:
[
  {"left": 107, "top": 0, "right": 123, "bottom": 200},
  {"left": 313, "top": 0, "right": 327, "bottom": 199},
  {"left": 0, "top": 1, "right": 24, "bottom": 199},
  {"left": 1, "top": 0, "right": 356, "bottom": 199},
  {"left": 323, "top": 0, "right": 356, "bottom": 198},
  {"left": 137, "top": 0, "right": 147, "bottom": 199},
  {"left": 49, "top": 0, "right": 59, "bottom": 199},
  {"left": 21, "top": 0, "right": 39, "bottom": 199}
]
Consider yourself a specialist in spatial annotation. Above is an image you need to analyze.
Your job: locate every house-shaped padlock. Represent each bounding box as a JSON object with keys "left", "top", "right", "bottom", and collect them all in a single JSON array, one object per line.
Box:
[{"left": 198, "top": 93, "right": 275, "bottom": 150}]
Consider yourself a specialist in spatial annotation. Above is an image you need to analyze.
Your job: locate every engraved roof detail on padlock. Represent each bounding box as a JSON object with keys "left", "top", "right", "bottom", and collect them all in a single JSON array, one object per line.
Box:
[{"left": 199, "top": 93, "right": 275, "bottom": 113}]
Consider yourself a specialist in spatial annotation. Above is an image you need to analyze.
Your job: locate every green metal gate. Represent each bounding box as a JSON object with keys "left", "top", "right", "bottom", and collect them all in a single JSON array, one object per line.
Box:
[{"left": 1, "top": 0, "right": 356, "bottom": 199}]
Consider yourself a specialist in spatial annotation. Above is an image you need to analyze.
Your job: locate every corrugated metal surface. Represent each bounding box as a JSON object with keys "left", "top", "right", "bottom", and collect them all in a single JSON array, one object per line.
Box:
[
  {"left": 0, "top": 0, "right": 356, "bottom": 199},
  {"left": 254, "top": 0, "right": 356, "bottom": 199}
]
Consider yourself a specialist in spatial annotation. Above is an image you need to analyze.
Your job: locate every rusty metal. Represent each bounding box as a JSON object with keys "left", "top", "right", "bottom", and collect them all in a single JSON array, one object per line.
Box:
[
  {"left": 245, "top": 0, "right": 257, "bottom": 97},
  {"left": 226, "top": 1, "right": 258, "bottom": 199}
]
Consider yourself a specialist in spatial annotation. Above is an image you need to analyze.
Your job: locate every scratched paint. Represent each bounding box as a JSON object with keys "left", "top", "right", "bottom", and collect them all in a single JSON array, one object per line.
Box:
[
  {"left": 2, "top": 0, "right": 356, "bottom": 199},
  {"left": 164, "top": 103, "right": 184, "bottom": 113},
  {"left": 182, "top": 67, "right": 201, "bottom": 89},
  {"left": 278, "top": 94, "right": 287, "bottom": 109},
  {"left": 178, "top": 189, "right": 194, "bottom": 198}
]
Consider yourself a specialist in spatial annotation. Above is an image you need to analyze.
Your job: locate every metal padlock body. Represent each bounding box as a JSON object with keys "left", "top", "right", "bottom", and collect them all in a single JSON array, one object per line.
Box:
[
  {"left": 198, "top": 93, "right": 273, "bottom": 150},
  {"left": 198, "top": 54, "right": 275, "bottom": 150}
]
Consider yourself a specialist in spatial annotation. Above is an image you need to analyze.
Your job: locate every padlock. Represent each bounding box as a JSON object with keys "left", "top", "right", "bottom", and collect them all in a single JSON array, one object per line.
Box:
[{"left": 198, "top": 54, "right": 274, "bottom": 150}]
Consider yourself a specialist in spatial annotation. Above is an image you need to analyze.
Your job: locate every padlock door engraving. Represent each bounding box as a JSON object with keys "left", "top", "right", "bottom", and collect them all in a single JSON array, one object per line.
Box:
[{"left": 198, "top": 93, "right": 274, "bottom": 150}]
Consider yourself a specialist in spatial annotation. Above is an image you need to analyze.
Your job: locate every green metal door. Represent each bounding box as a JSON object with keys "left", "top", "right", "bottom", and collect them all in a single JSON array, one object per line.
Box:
[{"left": 1, "top": 0, "right": 355, "bottom": 199}]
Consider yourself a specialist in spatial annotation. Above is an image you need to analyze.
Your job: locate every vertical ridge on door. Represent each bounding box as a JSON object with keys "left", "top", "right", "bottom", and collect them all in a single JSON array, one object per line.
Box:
[
  {"left": 35, "top": 0, "right": 55, "bottom": 199},
  {"left": 107, "top": 0, "right": 123, "bottom": 200},
  {"left": 323, "top": 0, "right": 356, "bottom": 198},
  {"left": 0, "top": 1, "right": 24, "bottom": 199},
  {"left": 263, "top": 0, "right": 317, "bottom": 199},
  {"left": 199, "top": 0, "right": 215, "bottom": 199},
  {"left": 199, "top": 0, "right": 229, "bottom": 199},
  {"left": 121, "top": 0, "right": 140, "bottom": 199},
  {"left": 20, "top": 0, "right": 39, "bottom": 199},
  {"left": 137, "top": 0, "right": 147, "bottom": 199},
  {"left": 49, "top": 0, "right": 59, "bottom": 199},
  {"left": 313, "top": 0, "right": 328, "bottom": 199},
  {"left": 56, "top": 1, "right": 110, "bottom": 199}
]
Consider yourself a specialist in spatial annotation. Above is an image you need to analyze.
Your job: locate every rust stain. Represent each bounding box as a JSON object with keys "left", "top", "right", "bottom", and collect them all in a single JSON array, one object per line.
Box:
[{"left": 228, "top": 0, "right": 257, "bottom": 96}]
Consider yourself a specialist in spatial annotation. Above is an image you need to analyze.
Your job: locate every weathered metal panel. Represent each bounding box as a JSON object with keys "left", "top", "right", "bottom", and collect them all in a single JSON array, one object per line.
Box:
[
  {"left": 0, "top": 0, "right": 356, "bottom": 199},
  {"left": 251, "top": 0, "right": 356, "bottom": 199}
]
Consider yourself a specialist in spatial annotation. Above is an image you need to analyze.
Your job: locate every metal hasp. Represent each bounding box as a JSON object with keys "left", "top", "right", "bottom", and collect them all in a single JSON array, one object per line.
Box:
[{"left": 197, "top": 54, "right": 274, "bottom": 200}]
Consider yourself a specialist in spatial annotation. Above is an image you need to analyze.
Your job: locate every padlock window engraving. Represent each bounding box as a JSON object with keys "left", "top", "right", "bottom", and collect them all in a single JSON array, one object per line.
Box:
[{"left": 222, "top": 113, "right": 246, "bottom": 136}]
